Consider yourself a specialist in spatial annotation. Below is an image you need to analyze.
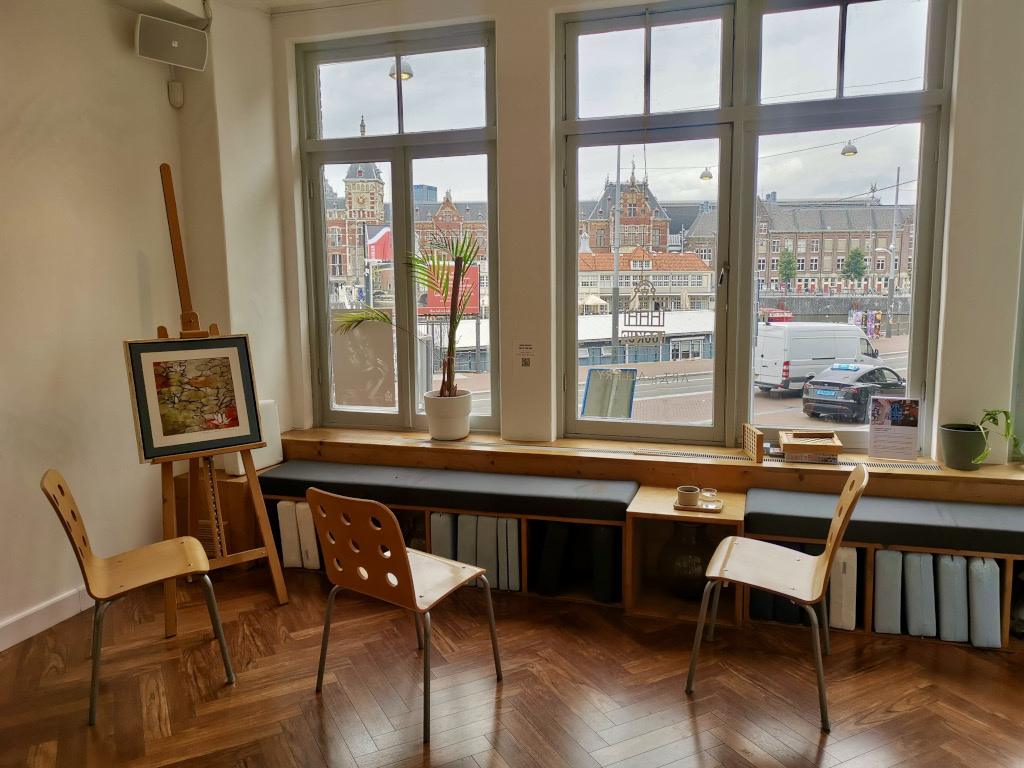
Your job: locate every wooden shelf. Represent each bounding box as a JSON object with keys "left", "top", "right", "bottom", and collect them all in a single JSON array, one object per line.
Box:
[
  {"left": 526, "top": 585, "right": 622, "bottom": 609},
  {"left": 630, "top": 583, "right": 736, "bottom": 624}
]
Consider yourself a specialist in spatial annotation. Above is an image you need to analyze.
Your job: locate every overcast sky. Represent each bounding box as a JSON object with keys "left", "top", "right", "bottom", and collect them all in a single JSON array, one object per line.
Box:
[{"left": 322, "top": 0, "right": 927, "bottom": 208}]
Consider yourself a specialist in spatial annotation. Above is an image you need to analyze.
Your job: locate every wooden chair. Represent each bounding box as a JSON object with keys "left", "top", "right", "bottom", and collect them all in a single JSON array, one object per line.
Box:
[
  {"left": 308, "top": 488, "right": 502, "bottom": 744},
  {"left": 685, "top": 465, "right": 869, "bottom": 731},
  {"left": 40, "top": 469, "right": 235, "bottom": 725}
]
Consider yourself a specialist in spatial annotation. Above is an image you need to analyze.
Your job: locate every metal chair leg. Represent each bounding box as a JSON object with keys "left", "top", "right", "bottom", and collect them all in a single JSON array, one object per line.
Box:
[
  {"left": 316, "top": 585, "right": 341, "bottom": 693},
  {"left": 801, "top": 603, "right": 830, "bottom": 732},
  {"left": 422, "top": 611, "right": 432, "bottom": 744},
  {"left": 413, "top": 611, "right": 423, "bottom": 650},
  {"left": 706, "top": 581, "right": 723, "bottom": 642},
  {"left": 479, "top": 575, "right": 503, "bottom": 681},
  {"left": 685, "top": 580, "right": 716, "bottom": 694},
  {"left": 89, "top": 600, "right": 111, "bottom": 726},
  {"left": 198, "top": 574, "right": 235, "bottom": 685},
  {"left": 819, "top": 597, "right": 831, "bottom": 656}
]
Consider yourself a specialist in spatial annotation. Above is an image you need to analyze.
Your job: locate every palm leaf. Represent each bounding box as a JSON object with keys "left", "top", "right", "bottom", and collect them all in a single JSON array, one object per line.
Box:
[{"left": 331, "top": 305, "right": 393, "bottom": 335}]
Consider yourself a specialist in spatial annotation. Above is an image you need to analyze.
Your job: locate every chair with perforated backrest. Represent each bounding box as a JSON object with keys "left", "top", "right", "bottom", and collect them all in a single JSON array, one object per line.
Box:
[
  {"left": 307, "top": 488, "right": 502, "bottom": 744},
  {"left": 685, "top": 464, "right": 869, "bottom": 732},
  {"left": 40, "top": 469, "right": 235, "bottom": 725}
]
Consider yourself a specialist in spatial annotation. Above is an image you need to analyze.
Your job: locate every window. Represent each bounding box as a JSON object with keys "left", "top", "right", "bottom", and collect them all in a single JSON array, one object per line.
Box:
[
  {"left": 876, "top": 256, "right": 886, "bottom": 270},
  {"left": 630, "top": 260, "right": 652, "bottom": 270},
  {"left": 909, "top": 233, "right": 915, "bottom": 250},
  {"left": 627, "top": 203, "right": 637, "bottom": 216},
  {"left": 563, "top": 1, "right": 947, "bottom": 448},
  {"left": 300, "top": 25, "right": 497, "bottom": 431},
  {"left": 595, "top": 228, "right": 606, "bottom": 247}
]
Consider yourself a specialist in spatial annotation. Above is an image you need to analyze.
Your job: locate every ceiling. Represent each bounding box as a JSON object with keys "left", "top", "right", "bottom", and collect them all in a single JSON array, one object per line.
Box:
[{"left": 224, "top": 0, "right": 381, "bottom": 14}]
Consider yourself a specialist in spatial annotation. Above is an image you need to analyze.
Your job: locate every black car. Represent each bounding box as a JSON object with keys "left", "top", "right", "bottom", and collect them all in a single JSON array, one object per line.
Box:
[{"left": 802, "top": 364, "right": 906, "bottom": 422}]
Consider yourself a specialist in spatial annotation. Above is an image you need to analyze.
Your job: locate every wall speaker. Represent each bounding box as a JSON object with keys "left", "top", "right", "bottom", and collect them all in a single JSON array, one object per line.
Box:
[{"left": 135, "top": 14, "right": 208, "bottom": 72}]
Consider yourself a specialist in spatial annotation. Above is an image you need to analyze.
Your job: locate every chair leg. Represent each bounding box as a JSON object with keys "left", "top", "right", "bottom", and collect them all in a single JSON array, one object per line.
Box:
[
  {"left": 198, "top": 574, "right": 235, "bottom": 685},
  {"left": 801, "top": 603, "right": 830, "bottom": 732},
  {"left": 89, "top": 600, "right": 111, "bottom": 726},
  {"left": 706, "top": 581, "right": 723, "bottom": 642},
  {"left": 685, "top": 580, "right": 716, "bottom": 694},
  {"left": 422, "top": 611, "right": 432, "bottom": 744},
  {"left": 413, "top": 611, "right": 423, "bottom": 650},
  {"left": 819, "top": 596, "right": 831, "bottom": 656},
  {"left": 479, "top": 575, "right": 503, "bottom": 681},
  {"left": 316, "top": 585, "right": 341, "bottom": 693}
]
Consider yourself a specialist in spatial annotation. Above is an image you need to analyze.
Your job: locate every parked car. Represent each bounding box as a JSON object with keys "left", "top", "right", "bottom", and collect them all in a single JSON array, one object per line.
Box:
[
  {"left": 754, "top": 322, "right": 879, "bottom": 394},
  {"left": 802, "top": 363, "right": 906, "bottom": 422}
]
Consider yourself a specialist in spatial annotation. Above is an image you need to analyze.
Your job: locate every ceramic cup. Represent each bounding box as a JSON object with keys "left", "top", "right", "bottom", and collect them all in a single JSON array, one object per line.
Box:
[
  {"left": 700, "top": 488, "right": 718, "bottom": 506},
  {"left": 676, "top": 485, "right": 700, "bottom": 506}
]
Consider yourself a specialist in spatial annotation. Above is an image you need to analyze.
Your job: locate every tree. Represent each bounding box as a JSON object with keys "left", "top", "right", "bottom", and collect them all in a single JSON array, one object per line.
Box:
[
  {"left": 842, "top": 247, "right": 868, "bottom": 283},
  {"left": 779, "top": 249, "right": 797, "bottom": 287}
]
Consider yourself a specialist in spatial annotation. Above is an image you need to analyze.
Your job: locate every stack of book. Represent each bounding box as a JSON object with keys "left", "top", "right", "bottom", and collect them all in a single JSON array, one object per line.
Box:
[{"left": 779, "top": 430, "right": 843, "bottom": 465}]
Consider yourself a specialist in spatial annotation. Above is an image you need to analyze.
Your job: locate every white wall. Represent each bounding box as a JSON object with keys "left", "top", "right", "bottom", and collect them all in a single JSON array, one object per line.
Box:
[
  {"left": 934, "top": 0, "right": 1024, "bottom": 460},
  {"left": 0, "top": 0, "right": 184, "bottom": 646}
]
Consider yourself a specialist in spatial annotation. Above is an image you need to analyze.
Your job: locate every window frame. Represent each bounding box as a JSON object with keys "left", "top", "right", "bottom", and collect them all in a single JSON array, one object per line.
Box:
[{"left": 297, "top": 24, "right": 500, "bottom": 432}]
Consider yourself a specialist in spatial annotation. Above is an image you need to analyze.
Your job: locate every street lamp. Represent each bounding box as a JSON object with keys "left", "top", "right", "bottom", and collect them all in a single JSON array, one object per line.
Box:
[
  {"left": 700, "top": 167, "right": 713, "bottom": 181},
  {"left": 840, "top": 140, "right": 858, "bottom": 156},
  {"left": 389, "top": 59, "right": 414, "bottom": 80}
]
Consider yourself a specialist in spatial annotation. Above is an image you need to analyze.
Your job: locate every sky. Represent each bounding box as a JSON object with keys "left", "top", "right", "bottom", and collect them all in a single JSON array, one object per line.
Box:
[{"left": 321, "top": 0, "right": 928, "bottom": 208}]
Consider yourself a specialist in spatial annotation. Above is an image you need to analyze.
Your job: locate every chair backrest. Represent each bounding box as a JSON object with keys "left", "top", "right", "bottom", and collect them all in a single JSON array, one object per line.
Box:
[
  {"left": 810, "top": 464, "right": 869, "bottom": 601},
  {"left": 40, "top": 469, "right": 100, "bottom": 598},
  {"left": 307, "top": 488, "right": 417, "bottom": 611}
]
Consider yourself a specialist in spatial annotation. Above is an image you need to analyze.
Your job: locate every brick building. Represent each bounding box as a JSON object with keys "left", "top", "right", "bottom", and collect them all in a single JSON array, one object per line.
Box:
[
  {"left": 578, "top": 165, "right": 672, "bottom": 253},
  {"left": 684, "top": 194, "right": 917, "bottom": 294}
]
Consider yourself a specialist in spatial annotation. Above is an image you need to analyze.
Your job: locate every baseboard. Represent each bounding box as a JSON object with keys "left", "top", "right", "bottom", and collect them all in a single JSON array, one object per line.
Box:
[{"left": 0, "top": 585, "right": 91, "bottom": 652}]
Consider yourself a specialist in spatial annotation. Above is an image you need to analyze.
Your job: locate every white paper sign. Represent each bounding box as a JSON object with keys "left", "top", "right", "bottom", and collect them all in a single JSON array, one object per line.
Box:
[
  {"left": 514, "top": 341, "right": 536, "bottom": 376},
  {"left": 868, "top": 397, "right": 920, "bottom": 460}
]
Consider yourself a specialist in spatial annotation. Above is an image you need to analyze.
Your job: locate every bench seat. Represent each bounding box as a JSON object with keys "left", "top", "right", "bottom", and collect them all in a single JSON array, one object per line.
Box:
[
  {"left": 745, "top": 489, "right": 1024, "bottom": 555},
  {"left": 259, "top": 459, "right": 640, "bottom": 522}
]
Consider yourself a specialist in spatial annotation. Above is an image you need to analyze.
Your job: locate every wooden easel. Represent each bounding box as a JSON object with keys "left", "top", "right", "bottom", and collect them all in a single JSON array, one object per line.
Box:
[{"left": 156, "top": 163, "right": 288, "bottom": 637}]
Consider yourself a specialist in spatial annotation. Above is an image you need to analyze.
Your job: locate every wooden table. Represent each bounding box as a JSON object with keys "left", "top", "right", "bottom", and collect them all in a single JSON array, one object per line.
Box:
[{"left": 625, "top": 487, "right": 745, "bottom": 626}]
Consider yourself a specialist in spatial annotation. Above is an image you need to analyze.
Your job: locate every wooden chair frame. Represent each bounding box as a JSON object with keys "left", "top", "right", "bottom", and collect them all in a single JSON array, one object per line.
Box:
[
  {"left": 41, "top": 469, "right": 235, "bottom": 725},
  {"left": 308, "top": 488, "right": 502, "bottom": 744},
  {"left": 685, "top": 465, "right": 870, "bottom": 731}
]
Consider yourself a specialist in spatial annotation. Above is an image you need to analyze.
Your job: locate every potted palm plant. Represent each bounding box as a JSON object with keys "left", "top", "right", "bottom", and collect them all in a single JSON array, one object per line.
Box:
[{"left": 334, "top": 229, "right": 479, "bottom": 440}]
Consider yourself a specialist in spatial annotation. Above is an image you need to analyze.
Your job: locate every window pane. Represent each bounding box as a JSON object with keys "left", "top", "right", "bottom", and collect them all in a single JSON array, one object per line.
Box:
[
  {"left": 401, "top": 48, "right": 487, "bottom": 133},
  {"left": 578, "top": 28, "right": 644, "bottom": 118},
  {"left": 575, "top": 139, "right": 719, "bottom": 426},
  {"left": 319, "top": 58, "right": 398, "bottom": 138},
  {"left": 760, "top": 6, "right": 840, "bottom": 104},
  {"left": 752, "top": 124, "right": 921, "bottom": 431},
  {"left": 844, "top": 0, "right": 928, "bottom": 97},
  {"left": 323, "top": 162, "right": 398, "bottom": 412},
  {"left": 411, "top": 155, "right": 491, "bottom": 417},
  {"left": 650, "top": 19, "right": 722, "bottom": 113}
]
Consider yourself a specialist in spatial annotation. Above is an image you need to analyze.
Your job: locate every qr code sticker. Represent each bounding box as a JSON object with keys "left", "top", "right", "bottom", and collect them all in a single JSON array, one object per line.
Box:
[{"left": 521, "top": 357, "right": 531, "bottom": 367}]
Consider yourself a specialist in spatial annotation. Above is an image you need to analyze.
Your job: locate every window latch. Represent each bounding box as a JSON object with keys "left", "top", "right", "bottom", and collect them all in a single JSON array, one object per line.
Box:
[{"left": 718, "top": 264, "right": 729, "bottom": 286}]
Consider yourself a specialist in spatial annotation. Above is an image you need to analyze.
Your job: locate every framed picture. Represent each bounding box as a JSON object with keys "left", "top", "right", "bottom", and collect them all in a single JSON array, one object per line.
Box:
[{"left": 124, "top": 335, "right": 263, "bottom": 463}]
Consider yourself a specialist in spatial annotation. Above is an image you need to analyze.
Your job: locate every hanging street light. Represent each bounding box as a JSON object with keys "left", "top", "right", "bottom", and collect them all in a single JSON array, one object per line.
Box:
[
  {"left": 700, "top": 167, "right": 713, "bottom": 181},
  {"left": 840, "top": 140, "right": 858, "bottom": 157},
  {"left": 389, "top": 59, "right": 414, "bottom": 80}
]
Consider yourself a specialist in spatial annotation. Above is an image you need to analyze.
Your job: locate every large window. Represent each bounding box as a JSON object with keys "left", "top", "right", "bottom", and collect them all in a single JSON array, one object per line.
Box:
[
  {"left": 299, "top": 26, "right": 498, "bottom": 430},
  {"left": 562, "top": 1, "right": 951, "bottom": 448}
]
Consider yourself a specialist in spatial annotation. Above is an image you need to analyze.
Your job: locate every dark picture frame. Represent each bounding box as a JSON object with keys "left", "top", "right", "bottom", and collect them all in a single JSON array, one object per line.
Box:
[{"left": 124, "top": 335, "right": 264, "bottom": 463}]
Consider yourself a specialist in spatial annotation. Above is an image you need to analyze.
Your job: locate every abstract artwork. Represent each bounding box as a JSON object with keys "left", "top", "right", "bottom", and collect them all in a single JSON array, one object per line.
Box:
[{"left": 125, "top": 335, "right": 263, "bottom": 463}]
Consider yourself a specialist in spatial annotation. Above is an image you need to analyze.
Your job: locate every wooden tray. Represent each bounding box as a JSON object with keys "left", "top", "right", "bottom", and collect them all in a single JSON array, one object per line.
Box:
[
  {"left": 779, "top": 429, "right": 843, "bottom": 455},
  {"left": 673, "top": 499, "right": 724, "bottom": 513}
]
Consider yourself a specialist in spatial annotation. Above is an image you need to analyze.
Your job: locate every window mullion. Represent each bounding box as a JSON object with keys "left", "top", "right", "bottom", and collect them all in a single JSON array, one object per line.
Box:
[
  {"left": 836, "top": 2, "right": 848, "bottom": 98},
  {"left": 642, "top": 11, "right": 652, "bottom": 116},
  {"left": 395, "top": 55, "right": 405, "bottom": 135}
]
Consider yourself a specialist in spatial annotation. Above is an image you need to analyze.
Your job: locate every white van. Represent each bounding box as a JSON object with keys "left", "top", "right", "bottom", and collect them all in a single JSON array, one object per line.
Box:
[{"left": 753, "top": 322, "right": 879, "bottom": 392}]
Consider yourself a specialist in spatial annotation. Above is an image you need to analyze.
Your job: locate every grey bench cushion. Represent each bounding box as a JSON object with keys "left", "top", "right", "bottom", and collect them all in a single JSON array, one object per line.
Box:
[
  {"left": 745, "top": 489, "right": 1024, "bottom": 555},
  {"left": 259, "top": 459, "right": 639, "bottom": 522}
]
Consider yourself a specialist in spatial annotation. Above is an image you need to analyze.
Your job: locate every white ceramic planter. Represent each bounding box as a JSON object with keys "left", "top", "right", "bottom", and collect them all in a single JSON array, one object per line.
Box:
[{"left": 423, "top": 390, "right": 472, "bottom": 440}]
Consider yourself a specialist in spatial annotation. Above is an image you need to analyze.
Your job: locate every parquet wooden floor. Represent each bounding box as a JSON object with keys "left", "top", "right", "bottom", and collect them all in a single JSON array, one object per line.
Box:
[{"left": 2, "top": 568, "right": 1022, "bottom": 768}]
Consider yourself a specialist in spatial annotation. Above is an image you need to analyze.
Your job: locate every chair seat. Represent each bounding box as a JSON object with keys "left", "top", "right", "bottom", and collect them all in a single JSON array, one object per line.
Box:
[
  {"left": 408, "top": 549, "right": 484, "bottom": 612},
  {"left": 89, "top": 537, "right": 210, "bottom": 601},
  {"left": 706, "top": 536, "right": 819, "bottom": 604}
]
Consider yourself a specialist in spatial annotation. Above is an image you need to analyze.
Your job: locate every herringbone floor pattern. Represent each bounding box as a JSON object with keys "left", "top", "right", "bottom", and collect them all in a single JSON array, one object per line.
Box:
[{"left": 2, "top": 568, "right": 1022, "bottom": 767}]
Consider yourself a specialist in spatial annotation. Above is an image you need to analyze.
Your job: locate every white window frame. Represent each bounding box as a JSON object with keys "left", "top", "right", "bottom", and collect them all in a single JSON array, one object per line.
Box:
[
  {"left": 559, "top": 0, "right": 951, "bottom": 450},
  {"left": 298, "top": 24, "right": 499, "bottom": 432}
]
